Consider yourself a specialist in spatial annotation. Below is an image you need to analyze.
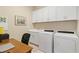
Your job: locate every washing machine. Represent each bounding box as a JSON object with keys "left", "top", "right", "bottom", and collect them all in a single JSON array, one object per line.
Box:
[
  {"left": 29, "top": 29, "right": 54, "bottom": 53},
  {"left": 54, "top": 31, "right": 78, "bottom": 53},
  {"left": 38, "top": 31, "right": 54, "bottom": 53}
]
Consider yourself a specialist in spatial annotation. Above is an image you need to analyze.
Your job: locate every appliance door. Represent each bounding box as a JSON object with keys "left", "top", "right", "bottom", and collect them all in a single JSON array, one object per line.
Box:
[
  {"left": 54, "top": 35, "right": 76, "bottom": 53},
  {"left": 29, "top": 31, "right": 39, "bottom": 45},
  {"left": 39, "top": 32, "right": 54, "bottom": 53}
]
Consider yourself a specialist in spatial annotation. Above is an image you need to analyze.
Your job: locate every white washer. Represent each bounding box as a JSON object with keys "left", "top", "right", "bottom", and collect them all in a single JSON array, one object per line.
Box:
[
  {"left": 54, "top": 32, "right": 78, "bottom": 53},
  {"left": 38, "top": 32, "right": 54, "bottom": 53},
  {"left": 29, "top": 29, "right": 54, "bottom": 53},
  {"left": 29, "top": 29, "right": 44, "bottom": 45}
]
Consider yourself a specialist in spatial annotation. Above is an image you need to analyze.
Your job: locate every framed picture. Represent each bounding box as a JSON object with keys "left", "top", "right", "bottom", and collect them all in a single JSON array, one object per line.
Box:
[
  {"left": 0, "top": 17, "right": 6, "bottom": 23},
  {"left": 15, "top": 15, "right": 26, "bottom": 26}
]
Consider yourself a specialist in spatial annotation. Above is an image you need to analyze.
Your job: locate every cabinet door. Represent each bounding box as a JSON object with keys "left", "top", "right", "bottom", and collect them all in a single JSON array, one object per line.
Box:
[
  {"left": 36, "top": 7, "right": 49, "bottom": 22},
  {"left": 56, "top": 6, "right": 77, "bottom": 21},
  {"left": 32, "top": 10, "right": 39, "bottom": 23},
  {"left": 32, "top": 11, "right": 36, "bottom": 23},
  {"left": 48, "top": 6, "right": 57, "bottom": 21},
  {"left": 64, "top": 6, "right": 77, "bottom": 20},
  {"left": 56, "top": 6, "right": 65, "bottom": 21},
  {"left": 76, "top": 7, "right": 79, "bottom": 20},
  {"left": 31, "top": 7, "right": 47, "bottom": 23},
  {"left": 32, "top": 7, "right": 48, "bottom": 23},
  {"left": 40, "top": 7, "right": 48, "bottom": 22}
]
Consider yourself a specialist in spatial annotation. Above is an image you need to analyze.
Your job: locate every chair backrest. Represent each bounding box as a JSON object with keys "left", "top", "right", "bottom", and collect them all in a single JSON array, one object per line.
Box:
[
  {"left": 0, "top": 33, "right": 9, "bottom": 42},
  {"left": 0, "top": 33, "right": 9, "bottom": 40},
  {"left": 21, "top": 33, "right": 30, "bottom": 45}
]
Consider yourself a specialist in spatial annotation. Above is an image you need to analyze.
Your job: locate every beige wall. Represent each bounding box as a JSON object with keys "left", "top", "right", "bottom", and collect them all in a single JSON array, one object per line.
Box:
[
  {"left": 32, "top": 6, "right": 46, "bottom": 11},
  {"left": 77, "top": 20, "right": 79, "bottom": 35},
  {"left": 0, "top": 6, "right": 33, "bottom": 41},
  {"left": 33, "top": 20, "right": 77, "bottom": 33}
]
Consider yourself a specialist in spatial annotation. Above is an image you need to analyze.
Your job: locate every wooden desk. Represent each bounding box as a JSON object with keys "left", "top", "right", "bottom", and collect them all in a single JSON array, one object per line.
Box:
[{"left": 0, "top": 38, "right": 32, "bottom": 53}]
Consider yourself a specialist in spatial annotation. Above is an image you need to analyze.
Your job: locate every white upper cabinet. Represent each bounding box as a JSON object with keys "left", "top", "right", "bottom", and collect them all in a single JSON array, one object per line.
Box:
[
  {"left": 56, "top": 6, "right": 77, "bottom": 21},
  {"left": 32, "top": 10, "right": 38, "bottom": 23},
  {"left": 41, "top": 7, "right": 49, "bottom": 22},
  {"left": 77, "top": 7, "right": 79, "bottom": 20},
  {"left": 64, "top": 7, "right": 77, "bottom": 20},
  {"left": 48, "top": 6, "right": 57, "bottom": 21},
  {"left": 56, "top": 6, "right": 65, "bottom": 21},
  {"left": 32, "top": 6, "right": 77, "bottom": 23},
  {"left": 32, "top": 7, "right": 48, "bottom": 23},
  {"left": 35, "top": 9, "right": 42, "bottom": 22},
  {"left": 32, "top": 11, "right": 35, "bottom": 23}
]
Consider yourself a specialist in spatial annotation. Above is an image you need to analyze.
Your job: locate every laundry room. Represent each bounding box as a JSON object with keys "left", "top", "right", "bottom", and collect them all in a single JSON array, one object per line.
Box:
[{"left": 29, "top": 6, "right": 79, "bottom": 53}]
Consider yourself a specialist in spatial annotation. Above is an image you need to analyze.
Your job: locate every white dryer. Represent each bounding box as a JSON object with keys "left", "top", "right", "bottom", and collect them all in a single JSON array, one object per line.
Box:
[{"left": 54, "top": 31, "right": 78, "bottom": 53}]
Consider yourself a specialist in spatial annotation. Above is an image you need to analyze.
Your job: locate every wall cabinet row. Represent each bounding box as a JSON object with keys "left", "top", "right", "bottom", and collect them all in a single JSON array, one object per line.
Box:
[{"left": 32, "top": 6, "right": 77, "bottom": 23}]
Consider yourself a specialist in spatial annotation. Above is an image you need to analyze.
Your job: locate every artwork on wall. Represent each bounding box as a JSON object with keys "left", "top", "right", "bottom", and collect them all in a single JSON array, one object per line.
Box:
[
  {"left": 0, "top": 16, "right": 8, "bottom": 30},
  {"left": 0, "top": 17, "right": 6, "bottom": 23},
  {"left": 15, "top": 15, "right": 26, "bottom": 26}
]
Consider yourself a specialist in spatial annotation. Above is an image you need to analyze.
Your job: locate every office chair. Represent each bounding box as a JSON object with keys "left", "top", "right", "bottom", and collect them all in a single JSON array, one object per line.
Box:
[
  {"left": 21, "top": 33, "right": 30, "bottom": 45},
  {"left": 0, "top": 33, "right": 9, "bottom": 42}
]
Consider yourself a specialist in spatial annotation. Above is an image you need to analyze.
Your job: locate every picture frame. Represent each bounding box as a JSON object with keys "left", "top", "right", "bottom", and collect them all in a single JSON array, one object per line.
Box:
[
  {"left": 0, "top": 17, "right": 6, "bottom": 23},
  {"left": 15, "top": 15, "right": 26, "bottom": 26}
]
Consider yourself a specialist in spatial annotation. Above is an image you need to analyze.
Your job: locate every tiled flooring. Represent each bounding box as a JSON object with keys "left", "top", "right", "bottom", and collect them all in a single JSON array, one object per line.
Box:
[{"left": 29, "top": 44, "right": 44, "bottom": 53}]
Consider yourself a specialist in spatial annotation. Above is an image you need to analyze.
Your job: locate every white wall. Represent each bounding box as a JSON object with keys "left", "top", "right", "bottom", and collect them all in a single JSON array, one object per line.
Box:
[{"left": 0, "top": 6, "right": 33, "bottom": 41}]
